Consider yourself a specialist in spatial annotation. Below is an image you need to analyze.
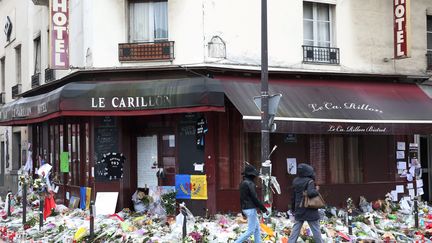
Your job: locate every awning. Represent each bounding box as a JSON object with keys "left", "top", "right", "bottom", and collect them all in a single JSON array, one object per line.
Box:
[
  {"left": 221, "top": 77, "right": 432, "bottom": 134},
  {"left": 0, "top": 78, "right": 225, "bottom": 125}
]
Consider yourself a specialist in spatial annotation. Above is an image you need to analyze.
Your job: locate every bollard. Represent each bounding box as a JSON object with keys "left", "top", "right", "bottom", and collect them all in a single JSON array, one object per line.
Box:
[
  {"left": 22, "top": 183, "right": 27, "bottom": 226},
  {"left": 414, "top": 198, "right": 419, "bottom": 228},
  {"left": 90, "top": 201, "right": 95, "bottom": 240},
  {"left": 347, "top": 209, "right": 352, "bottom": 235},
  {"left": 39, "top": 196, "right": 44, "bottom": 230},
  {"left": 182, "top": 207, "right": 187, "bottom": 240},
  {"left": 7, "top": 191, "right": 12, "bottom": 217}
]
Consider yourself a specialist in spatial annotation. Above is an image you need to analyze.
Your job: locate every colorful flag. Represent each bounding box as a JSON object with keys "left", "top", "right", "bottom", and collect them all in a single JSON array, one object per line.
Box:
[
  {"left": 190, "top": 175, "right": 207, "bottom": 200},
  {"left": 175, "top": 174, "right": 207, "bottom": 200},
  {"left": 175, "top": 174, "right": 191, "bottom": 199}
]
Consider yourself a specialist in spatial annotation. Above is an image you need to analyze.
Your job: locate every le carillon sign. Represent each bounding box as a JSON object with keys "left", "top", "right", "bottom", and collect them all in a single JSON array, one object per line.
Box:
[{"left": 0, "top": 79, "right": 225, "bottom": 124}]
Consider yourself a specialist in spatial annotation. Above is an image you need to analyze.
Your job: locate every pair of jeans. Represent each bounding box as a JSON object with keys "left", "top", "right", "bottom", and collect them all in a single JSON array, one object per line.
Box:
[
  {"left": 234, "top": 208, "right": 261, "bottom": 243},
  {"left": 288, "top": 220, "right": 323, "bottom": 243}
]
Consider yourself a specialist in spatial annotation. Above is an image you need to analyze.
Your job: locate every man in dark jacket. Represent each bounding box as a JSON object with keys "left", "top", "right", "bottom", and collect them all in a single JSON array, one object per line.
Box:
[
  {"left": 234, "top": 163, "right": 267, "bottom": 243},
  {"left": 288, "top": 163, "right": 323, "bottom": 243}
]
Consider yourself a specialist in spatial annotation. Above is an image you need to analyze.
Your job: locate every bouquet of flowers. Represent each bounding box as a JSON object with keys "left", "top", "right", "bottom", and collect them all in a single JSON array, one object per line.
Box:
[
  {"left": 32, "top": 178, "right": 46, "bottom": 194},
  {"left": 136, "top": 191, "right": 153, "bottom": 206}
]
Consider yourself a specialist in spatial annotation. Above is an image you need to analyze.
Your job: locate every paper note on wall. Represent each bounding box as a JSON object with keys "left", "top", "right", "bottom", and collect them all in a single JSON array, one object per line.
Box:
[
  {"left": 397, "top": 142, "right": 406, "bottom": 150},
  {"left": 390, "top": 190, "right": 398, "bottom": 201},
  {"left": 396, "top": 151, "right": 405, "bottom": 159},
  {"left": 396, "top": 185, "right": 404, "bottom": 193},
  {"left": 287, "top": 158, "right": 297, "bottom": 175},
  {"left": 60, "top": 152, "right": 69, "bottom": 172},
  {"left": 397, "top": 161, "right": 407, "bottom": 170},
  {"left": 416, "top": 179, "right": 423, "bottom": 188}
]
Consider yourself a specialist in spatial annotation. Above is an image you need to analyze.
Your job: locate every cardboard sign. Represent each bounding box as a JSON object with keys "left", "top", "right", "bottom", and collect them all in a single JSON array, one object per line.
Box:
[{"left": 95, "top": 192, "right": 118, "bottom": 216}]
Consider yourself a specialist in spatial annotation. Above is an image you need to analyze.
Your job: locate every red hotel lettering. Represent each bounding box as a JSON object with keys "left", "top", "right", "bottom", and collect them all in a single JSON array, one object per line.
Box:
[
  {"left": 394, "top": 0, "right": 408, "bottom": 58},
  {"left": 51, "top": 0, "right": 69, "bottom": 68}
]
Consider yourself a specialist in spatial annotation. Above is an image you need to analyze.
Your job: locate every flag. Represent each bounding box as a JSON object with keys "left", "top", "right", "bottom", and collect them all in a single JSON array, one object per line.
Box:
[
  {"left": 86, "top": 187, "right": 92, "bottom": 210},
  {"left": 80, "top": 187, "right": 86, "bottom": 210},
  {"left": 175, "top": 174, "right": 207, "bottom": 200},
  {"left": 190, "top": 175, "right": 207, "bottom": 200},
  {"left": 175, "top": 174, "right": 191, "bottom": 199}
]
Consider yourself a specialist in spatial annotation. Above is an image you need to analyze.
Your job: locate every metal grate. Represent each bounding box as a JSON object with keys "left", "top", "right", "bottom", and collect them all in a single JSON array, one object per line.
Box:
[
  {"left": 31, "top": 73, "right": 40, "bottom": 88},
  {"left": 45, "top": 68, "right": 55, "bottom": 83},
  {"left": 302, "top": 45, "right": 340, "bottom": 64},
  {"left": 427, "top": 51, "right": 432, "bottom": 70},
  {"left": 119, "top": 41, "right": 174, "bottom": 61},
  {"left": 12, "top": 84, "right": 21, "bottom": 99}
]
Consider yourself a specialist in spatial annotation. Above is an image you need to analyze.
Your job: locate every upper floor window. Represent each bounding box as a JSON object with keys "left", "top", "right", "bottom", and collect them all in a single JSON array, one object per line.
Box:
[
  {"left": 427, "top": 16, "right": 432, "bottom": 70},
  {"left": 303, "top": 1, "right": 333, "bottom": 47},
  {"left": 0, "top": 57, "right": 5, "bottom": 93},
  {"left": 34, "top": 36, "right": 41, "bottom": 74},
  {"left": 129, "top": 0, "right": 168, "bottom": 42},
  {"left": 15, "top": 45, "right": 21, "bottom": 84}
]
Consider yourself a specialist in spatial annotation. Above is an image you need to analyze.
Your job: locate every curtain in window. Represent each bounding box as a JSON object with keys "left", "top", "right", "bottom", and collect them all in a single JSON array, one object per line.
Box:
[
  {"left": 130, "top": 1, "right": 168, "bottom": 42},
  {"left": 34, "top": 38, "right": 41, "bottom": 74},
  {"left": 346, "top": 137, "right": 361, "bottom": 183},
  {"left": 154, "top": 1, "right": 168, "bottom": 40},
  {"left": 303, "top": 2, "right": 331, "bottom": 47},
  {"left": 329, "top": 136, "right": 344, "bottom": 183},
  {"left": 130, "top": 2, "right": 151, "bottom": 42}
]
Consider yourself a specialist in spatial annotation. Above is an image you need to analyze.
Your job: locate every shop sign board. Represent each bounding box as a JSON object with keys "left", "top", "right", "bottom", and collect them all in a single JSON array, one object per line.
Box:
[
  {"left": 50, "top": 0, "right": 69, "bottom": 68},
  {"left": 393, "top": 0, "right": 410, "bottom": 58}
]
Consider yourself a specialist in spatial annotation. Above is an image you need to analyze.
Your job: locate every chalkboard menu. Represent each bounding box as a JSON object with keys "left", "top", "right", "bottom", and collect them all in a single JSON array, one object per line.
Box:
[{"left": 94, "top": 116, "right": 119, "bottom": 182}]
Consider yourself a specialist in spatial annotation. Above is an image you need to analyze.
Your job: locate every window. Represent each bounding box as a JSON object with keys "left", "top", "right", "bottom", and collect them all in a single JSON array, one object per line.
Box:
[
  {"left": 328, "top": 136, "right": 362, "bottom": 184},
  {"left": 129, "top": 0, "right": 168, "bottom": 42},
  {"left": 0, "top": 57, "right": 5, "bottom": 92},
  {"left": 34, "top": 36, "right": 41, "bottom": 74},
  {"left": 303, "top": 1, "right": 332, "bottom": 47},
  {"left": 427, "top": 16, "right": 432, "bottom": 70},
  {"left": 15, "top": 45, "right": 21, "bottom": 84}
]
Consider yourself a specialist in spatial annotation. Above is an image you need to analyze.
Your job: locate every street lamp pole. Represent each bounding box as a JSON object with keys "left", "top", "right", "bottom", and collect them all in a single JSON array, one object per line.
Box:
[{"left": 261, "top": 0, "right": 271, "bottom": 223}]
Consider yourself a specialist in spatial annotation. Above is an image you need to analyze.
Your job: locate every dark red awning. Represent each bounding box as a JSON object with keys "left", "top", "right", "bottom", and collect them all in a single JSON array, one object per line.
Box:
[
  {"left": 221, "top": 77, "right": 432, "bottom": 134},
  {"left": 0, "top": 78, "right": 225, "bottom": 125}
]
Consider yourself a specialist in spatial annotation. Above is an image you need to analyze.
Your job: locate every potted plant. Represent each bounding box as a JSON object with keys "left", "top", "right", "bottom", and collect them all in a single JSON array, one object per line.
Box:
[{"left": 160, "top": 191, "right": 176, "bottom": 223}]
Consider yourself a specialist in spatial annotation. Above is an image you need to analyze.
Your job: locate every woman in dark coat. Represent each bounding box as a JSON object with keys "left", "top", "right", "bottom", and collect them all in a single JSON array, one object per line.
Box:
[
  {"left": 234, "top": 163, "right": 267, "bottom": 243},
  {"left": 288, "top": 163, "right": 323, "bottom": 243}
]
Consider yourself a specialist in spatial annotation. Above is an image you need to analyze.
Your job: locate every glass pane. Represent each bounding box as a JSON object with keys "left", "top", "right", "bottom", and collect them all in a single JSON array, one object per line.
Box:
[
  {"left": 317, "top": 22, "right": 330, "bottom": 45},
  {"left": 303, "top": 2, "right": 313, "bottom": 19},
  {"left": 154, "top": 1, "right": 168, "bottom": 40},
  {"left": 428, "top": 33, "right": 432, "bottom": 50},
  {"left": 329, "top": 137, "right": 344, "bottom": 184},
  {"left": 428, "top": 16, "right": 432, "bottom": 32},
  {"left": 317, "top": 3, "right": 329, "bottom": 21},
  {"left": 303, "top": 20, "right": 313, "bottom": 42},
  {"left": 130, "top": 2, "right": 151, "bottom": 42}
]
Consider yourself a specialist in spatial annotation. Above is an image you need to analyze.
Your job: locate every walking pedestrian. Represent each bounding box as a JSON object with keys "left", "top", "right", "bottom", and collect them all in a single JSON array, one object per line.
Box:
[
  {"left": 234, "top": 163, "right": 268, "bottom": 243},
  {"left": 288, "top": 163, "right": 323, "bottom": 243}
]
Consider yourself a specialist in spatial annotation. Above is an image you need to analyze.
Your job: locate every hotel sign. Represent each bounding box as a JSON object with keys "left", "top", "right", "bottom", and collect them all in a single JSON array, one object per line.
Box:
[
  {"left": 50, "top": 0, "right": 69, "bottom": 69},
  {"left": 394, "top": 0, "right": 410, "bottom": 58}
]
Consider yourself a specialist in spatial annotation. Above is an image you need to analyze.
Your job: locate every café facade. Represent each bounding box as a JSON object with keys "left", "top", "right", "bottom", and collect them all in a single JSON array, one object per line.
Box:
[{"left": 2, "top": 67, "right": 432, "bottom": 214}]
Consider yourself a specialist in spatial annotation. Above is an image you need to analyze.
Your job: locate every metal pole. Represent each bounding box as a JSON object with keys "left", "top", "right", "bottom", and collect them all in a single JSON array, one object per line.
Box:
[
  {"left": 23, "top": 183, "right": 27, "bottom": 226},
  {"left": 39, "top": 195, "right": 44, "bottom": 230},
  {"left": 90, "top": 201, "right": 94, "bottom": 240},
  {"left": 261, "top": 0, "right": 271, "bottom": 224}
]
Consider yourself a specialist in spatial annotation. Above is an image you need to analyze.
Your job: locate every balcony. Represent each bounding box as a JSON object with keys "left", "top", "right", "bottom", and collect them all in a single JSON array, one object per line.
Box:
[
  {"left": 119, "top": 41, "right": 174, "bottom": 62},
  {"left": 45, "top": 68, "right": 55, "bottom": 83},
  {"left": 12, "top": 84, "right": 21, "bottom": 99},
  {"left": 427, "top": 51, "right": 432, "bottom": 71},
  {"left": 31, "top": 73, "right": 41, "bottom": 88},
  {"left": 0, "top": 92, "right": 5, "bottom": 105},
  {"left": 302, "top": 45, "right": 340, "bottom": 64}
]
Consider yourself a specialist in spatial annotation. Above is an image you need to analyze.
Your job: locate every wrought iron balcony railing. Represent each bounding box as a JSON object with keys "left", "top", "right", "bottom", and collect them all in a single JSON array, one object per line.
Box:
[
  {"left": 31, "top": 73, "right": 40, "bottom": 88},
  {"left": 12, "top": 84, "right": 21, "bottom": 99},
  {"left": 302, "top": 45, "right": 340, "bottom": 64},
  {"left": 119, "top": 41, "right": 174, "bottom": 62}
]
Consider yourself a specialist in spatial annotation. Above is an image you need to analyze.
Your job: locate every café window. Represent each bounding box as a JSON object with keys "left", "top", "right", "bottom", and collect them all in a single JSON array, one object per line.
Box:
[
  {"left": 129, "top": 0, "right": 168, "bottom": 42},
  {"left": 328, "top": 136, "right": 362, "bottom": 184},
  {"left": 303, "top": 1, "right": 334, "bottom": 47}
]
